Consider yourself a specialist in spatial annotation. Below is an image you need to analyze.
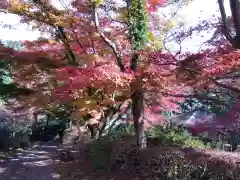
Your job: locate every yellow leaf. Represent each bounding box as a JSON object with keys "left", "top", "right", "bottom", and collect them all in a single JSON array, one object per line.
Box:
[
  {"left": 91, "top": 32, "right": 101, "bottom": 40},
  {"left": 116, "top": 8, "right": 128, "bottom": 22},
  {"left": 72, "top": 97, "right": 98, "bottom": 109},
  {"left": 147, "top": 33, "right": 163, "bottom": 51},
  {"left": 148, "top": 32, "right": 156, "bottom": 42},
  {"left": 165, "top": 21, "right": 175, "bottom": 31},
  {"left": 97, "top": 49, "right": 112, "bottom": 56},
  {"left": 48, "top": 39, "right": 56, "bottom": 44},
  {"left": 92, "top": 0, "right": 103, "bottom": 7}
]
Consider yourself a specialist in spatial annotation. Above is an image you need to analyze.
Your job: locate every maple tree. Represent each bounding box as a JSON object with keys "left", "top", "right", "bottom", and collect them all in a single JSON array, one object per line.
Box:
[
  {"left": 177, "top": 0, "right": 240, "bottom": 135},
  {"left": 0, "top": 0, "right": 187, "bottom": 148},
  {"left": 1, "top": 0, "right": 240, "bottom": 148}
]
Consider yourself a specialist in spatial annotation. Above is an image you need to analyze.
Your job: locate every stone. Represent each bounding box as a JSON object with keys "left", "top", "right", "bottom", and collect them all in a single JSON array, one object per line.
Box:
[
  {"left": 235, "top": 145, "right": 240, "bottom": 152},
  {"left": 222, "top": 144, "right": 232, "bottom": 152}
]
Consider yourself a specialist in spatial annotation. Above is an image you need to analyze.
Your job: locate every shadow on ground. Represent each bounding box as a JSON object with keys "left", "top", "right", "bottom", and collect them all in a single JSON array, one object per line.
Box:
[{"left": 0, "top": 141, "right": 65, "bottom": 180}]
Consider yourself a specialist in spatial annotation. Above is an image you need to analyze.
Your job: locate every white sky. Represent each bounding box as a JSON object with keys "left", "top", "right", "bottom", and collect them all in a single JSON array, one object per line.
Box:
[{"left": 0, "top": 0, "right": 231, "bottom": 52}]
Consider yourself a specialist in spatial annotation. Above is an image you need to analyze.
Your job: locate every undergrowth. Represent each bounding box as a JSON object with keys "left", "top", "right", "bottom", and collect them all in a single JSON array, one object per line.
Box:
[
  {"left": 57, "top": 126, "right": 240, "bottom": 180},
  {"left": 81, "top": 126, "right": 209, "bottom": 173},
  {"left": 148, "top": 126, "right": 209, "bottom": 148}
]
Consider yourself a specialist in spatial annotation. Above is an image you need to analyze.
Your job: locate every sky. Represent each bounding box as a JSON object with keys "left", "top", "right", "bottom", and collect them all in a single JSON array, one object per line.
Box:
[{"left": 0, "top": 0, "right": 231, "bottom": 52}]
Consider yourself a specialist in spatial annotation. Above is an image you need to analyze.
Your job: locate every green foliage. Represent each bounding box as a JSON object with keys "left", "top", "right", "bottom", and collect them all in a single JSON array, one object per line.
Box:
[
  {"left": 86, "top": 123, "right": 208, "bottom": 172},
  {"left": 197, "top": 89, "right": 237, "bottom": 116},
  {"left": 178, "top": 98, "right": 202, "bottom": 113},
  {"left": 2, "top": 40, "right": 23, "bottom": 51},
  {"left": 48, "top": 105, "right": 71, "bottom": 122},
  {"left": 0, "top": 114, "right": 69, "bottom": 152},
  {"left": 149, "top": 126, "right": 208, "bottom": 148},
  {"left": 30, "top": 118, "right": 67, "bottom": 142},
  {"left": 0, "top": 84, "right": 34, "bottom": 101},
  {"left": 128, "top": 0, "right": 149, "bottom": 50},
  {"left": 178, "top": 89, "right": 237, "bottom": 116},
  {"left": 0, "top": 123, "right": 32, "bottom": 151},
  {"left": 102, "top": 123, "right": 135, "bottom": 139}
]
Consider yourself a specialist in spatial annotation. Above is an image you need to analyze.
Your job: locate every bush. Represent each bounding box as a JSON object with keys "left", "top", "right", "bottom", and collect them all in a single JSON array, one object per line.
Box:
[
  {"left": 30, "top": 119, "right": 67, "bottom": 142},
  {"left": 0, "top": 126, "right": 12, "bottom": 151},
  {"left": 148, "top": 126, "right": 208, "bottom": 148},
  {"left": 85, "top": 124, "right": 208, "bottom": 173},
  {"left": 0, "top": 123, "right": 32, "bottom": 151},
  {"left": 58, "top": 134, "right": 239, "bottom": 180},
  {"left": 0, "top": 115, "right": 69, "bottom": 152},
  {"left": 86, "top": 139, "right": 114, "bottom": 171}
]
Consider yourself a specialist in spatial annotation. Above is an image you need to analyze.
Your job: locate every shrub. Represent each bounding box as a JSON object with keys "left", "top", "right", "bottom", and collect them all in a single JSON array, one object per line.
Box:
[
  {"left": 30, "top": 119, "right": 67, "bottom": 142},
  {"left": 86, "top": 139, "right": 114, "bottom": 171},
  {"left": 148, "top": 126, "right": 208, "bottom": 148}
]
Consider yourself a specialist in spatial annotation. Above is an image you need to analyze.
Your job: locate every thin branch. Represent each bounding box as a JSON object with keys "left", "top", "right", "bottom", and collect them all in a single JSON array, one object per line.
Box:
[
  {"left": 163, "top": 27, "right": 184, "bottom": 62},
  {"left": 162, "top": 92, "right": 227, "bottom": 105},
  {"left": 214, "top": 72, "right": 240, "bottom": 80},
  {"left": 212, "top": 79, "right": 240, "bottom": 93},
  {"left": 33, "top": 1, "right": 77, "bottom": 65},
  {"left": 92, "top": 2, "right": 125, "bottom": 72},
  {"left": 70, "top": 29, "right": 88, "bottom": 55}
]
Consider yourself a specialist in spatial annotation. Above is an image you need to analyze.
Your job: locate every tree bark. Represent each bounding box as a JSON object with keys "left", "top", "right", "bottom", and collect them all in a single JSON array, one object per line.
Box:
[
  {"left": 218, "top": 0, "right": 240, "bottom": 47},
  {"left": 97, "top": 105, "right": 121, "bottom": 139},
  {"left": 218, "top": 0, "right": 233, "bottom": 42},
  {"left": 131, "top": 54, "right": 146, "bottom": 149},
  {"left": 131, "top": 85, "right": 146, "bottom": 148},
  {"left": 229, "top": 0, "right": 240, "bottom": 48},
  {"left": 76, "top": 120, "right": 83, "bottom": 141},
  {"left": 97, "top": 111, "right": 110, "bottom": 139}
]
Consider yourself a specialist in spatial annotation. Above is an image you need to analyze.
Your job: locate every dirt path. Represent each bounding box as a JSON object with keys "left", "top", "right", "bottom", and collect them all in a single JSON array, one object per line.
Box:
[{"left": 0, "top": 141, "right": 65, "bottom": 180}]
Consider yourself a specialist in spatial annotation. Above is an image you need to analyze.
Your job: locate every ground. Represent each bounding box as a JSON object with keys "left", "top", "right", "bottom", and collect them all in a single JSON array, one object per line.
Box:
[
  {"left": 1, "top": 134, "right": 240, "bottom": 180},
  {"left": 0, "top": 126, "right": 87, "bottom": 180},
  {"left": 0, "top": 141, "right": 65, "bottom": 180}
]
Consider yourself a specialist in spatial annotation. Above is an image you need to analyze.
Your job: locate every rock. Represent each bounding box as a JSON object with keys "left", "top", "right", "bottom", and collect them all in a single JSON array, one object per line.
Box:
[
  {"left": 235, "top": 145, "right": 240, "bottom": 152},
  {"left": 223, "top": 144, "right": 232, "bottom": 152},
  {"left": 58, "top": 150, "right": 75, "bottom": 162}
]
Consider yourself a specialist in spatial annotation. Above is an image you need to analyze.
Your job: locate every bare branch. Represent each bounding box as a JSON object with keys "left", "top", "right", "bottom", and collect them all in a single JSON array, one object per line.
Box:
[
  {"left": 92, "top": 3, "right": 125, "bottom": 72},
  {"left": 212, "top": 79, "right": 240, "bottom": 94}
]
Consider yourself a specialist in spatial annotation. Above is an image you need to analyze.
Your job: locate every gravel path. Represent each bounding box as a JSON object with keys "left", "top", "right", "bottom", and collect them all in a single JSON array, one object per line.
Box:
[{"left": 0, "top": 141, "right": 64, "bottom": 180}]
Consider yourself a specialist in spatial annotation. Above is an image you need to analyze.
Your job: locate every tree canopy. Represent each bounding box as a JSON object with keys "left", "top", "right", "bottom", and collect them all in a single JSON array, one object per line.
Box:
[{"left": 0, "top": 0, "right": 240, "bottom": 148}]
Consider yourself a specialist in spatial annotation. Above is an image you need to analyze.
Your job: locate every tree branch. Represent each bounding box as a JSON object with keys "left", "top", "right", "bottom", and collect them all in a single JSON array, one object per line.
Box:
[
  {"left": 162, "top": 92, "right": 227, "bottom": 105},
  {"left": 32, "top": 1, "right": 77, "bottom": 65},
  {"left": 92, "top": 3, "right": 125, "bottom": 72},
  {"left": 212, "top": 79, "right": 240, "bottom": 94}
]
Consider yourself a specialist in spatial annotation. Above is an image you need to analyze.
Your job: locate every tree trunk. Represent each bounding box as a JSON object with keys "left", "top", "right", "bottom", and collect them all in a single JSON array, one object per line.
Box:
[
  {"left": 218, "top": 0, "right": 240, "bottom": 47},
  {"left": 87, "top": 123, "right": 97, "bottom": 139},
  {"left": 69, "top": 119, "right": 72, "bottom": 130},
  {"left": 130, "top": 52, "right": 146, "bottom": 149},
  {"left": 131, "top": 86, "right": 146, "bottom": 149},
  {"left": 218, "top": 0, "right": 233, "bottom": 42},
  {"left": 97, "top": 113, "right": 109, "bottom": 139},
  {"left": 97, "top": 106, "right": 120, "bottom": 139},
  {"left": 230, "top": 0, "right": 240, "bottom": 48},
  {"left": 76, "top": 120, "right": 83, "bottom": 141}
]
